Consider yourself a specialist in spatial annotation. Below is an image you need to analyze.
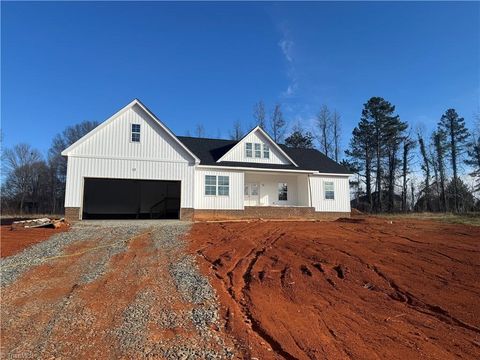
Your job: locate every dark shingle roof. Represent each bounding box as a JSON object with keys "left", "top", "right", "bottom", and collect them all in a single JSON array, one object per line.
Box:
[{"left": 177, "top": 136, "right": 350, "bottom": 174}]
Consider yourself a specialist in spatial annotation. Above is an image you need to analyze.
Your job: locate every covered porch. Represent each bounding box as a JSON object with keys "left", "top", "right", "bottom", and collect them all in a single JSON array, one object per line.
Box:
[{"left": 244, "top": 171, "right": 311, "bottom": 207}]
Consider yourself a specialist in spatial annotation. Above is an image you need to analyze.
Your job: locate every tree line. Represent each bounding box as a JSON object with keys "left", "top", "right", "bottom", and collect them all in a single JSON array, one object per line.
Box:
[
  {"left": 345, "top": 97, "right": 479, "bottom": 213},
  {"left": 1, "top": 121, "right": 98, "bottom": 215}
]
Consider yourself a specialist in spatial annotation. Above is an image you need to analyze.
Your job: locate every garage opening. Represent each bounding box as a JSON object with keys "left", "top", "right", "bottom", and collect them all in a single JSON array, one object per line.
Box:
[{"left": 82, "top": 178, "right": 181, "bottom": 219}]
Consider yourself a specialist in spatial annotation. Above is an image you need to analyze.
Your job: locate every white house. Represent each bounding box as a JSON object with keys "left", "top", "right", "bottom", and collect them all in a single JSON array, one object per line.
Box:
[{"left": 62, "top": 99, "right": 351, "bottom": 221}]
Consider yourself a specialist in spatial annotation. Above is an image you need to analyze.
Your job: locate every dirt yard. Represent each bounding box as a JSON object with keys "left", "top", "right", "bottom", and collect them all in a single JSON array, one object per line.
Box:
[
  {"left": 1, "top": 225, "right": 69, "bottom": 257},
  {"left": 1, "top": 217, "right": 479, "bottom": 359},
  {"left": 187, "top": 217, "right": 480, "bottom": 359}
]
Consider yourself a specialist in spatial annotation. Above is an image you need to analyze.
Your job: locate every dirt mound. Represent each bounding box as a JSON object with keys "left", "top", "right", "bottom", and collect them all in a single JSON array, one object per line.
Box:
[
  {"left": 350, "top": 208, "right": 363, "bottom": 215},
  {"left": 335, "top": 217, "right": 365, "bottom": 223},
  {"left": 187, "top": 217, "right": 480, "bottom": 359}
]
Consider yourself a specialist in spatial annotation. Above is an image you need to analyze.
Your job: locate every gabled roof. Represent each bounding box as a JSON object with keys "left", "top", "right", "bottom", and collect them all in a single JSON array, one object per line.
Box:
[
  {"left": 178, "top": 136, "right": 351, "bottom": 174},
  {"left": 215, "top": 126, "right": 299, "bottom": 167},
  {"left": 61, "top": 99, "right": 200, "bottom": 163}
]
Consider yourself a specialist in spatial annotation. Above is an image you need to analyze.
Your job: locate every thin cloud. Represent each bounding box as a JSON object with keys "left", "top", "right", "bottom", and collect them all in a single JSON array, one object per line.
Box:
[{"left": 278, "top": 28, "right": 298, "bottom": 98}]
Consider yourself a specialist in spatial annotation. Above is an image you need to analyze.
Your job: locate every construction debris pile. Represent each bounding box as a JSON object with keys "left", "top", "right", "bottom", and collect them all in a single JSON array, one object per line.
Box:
[{"left": 11, "top": 218, "right": 69, "bottom": 230}]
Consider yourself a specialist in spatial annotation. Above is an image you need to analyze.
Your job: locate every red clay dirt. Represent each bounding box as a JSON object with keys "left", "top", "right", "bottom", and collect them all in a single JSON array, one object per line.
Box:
[
  {"left": 187, "top": 217, "right": 480, "bottom": 359},
  {"left": 1, "top": 225, "right": 69, "bottom": 257}
]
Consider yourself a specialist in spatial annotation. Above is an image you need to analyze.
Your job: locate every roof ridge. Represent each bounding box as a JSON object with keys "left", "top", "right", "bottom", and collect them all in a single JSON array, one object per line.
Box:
[{"left": 177, "top": 135, "right": 237, "bottom": 142}]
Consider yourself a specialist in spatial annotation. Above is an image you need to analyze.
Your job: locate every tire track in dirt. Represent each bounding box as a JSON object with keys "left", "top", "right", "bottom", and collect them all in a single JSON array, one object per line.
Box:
[
  {"left": 370, "top": 265, "right": 480, "bottom": 334},
  {"left": 198, "top": 228, "right": 297, "bottom": 359},
  {"left": 188, "top": 218, "right": 480, "bottom": 360}
]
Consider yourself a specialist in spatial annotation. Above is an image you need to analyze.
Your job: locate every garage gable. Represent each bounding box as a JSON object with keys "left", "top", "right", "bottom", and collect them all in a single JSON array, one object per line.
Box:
[{"left": 62, "top": 99, "right": 199, "bottom": 164}]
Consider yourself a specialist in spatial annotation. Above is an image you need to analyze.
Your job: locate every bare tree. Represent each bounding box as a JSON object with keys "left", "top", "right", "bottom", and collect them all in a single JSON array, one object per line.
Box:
[
  {"left": 401, "top": 136, "right": 415, "bottom": 212},
  {"left": 417, "top": 130, "right": 432, "bottom": 211},
  {"left": 332, "top": 110, "right": 341, "bottom": 162},
  {"left": 229, "top": 120, "right": 244, "bottom": 140},
  {"left": 2, "top": 143, "right": 43, "bottom": 213},
  {"left": 269, "top": 104, "right": 286, "bottom": 143},
  {"left": 194, "top": 123, "right": 205, "bottom": 138},
  {"left": 316, "top": 105, "right": 332, "bottom": 158},
  {"left": 48, "top": 120, "right": 98, "bottom": 213},
  {"left": 253, "top": 100, "right": 266, "bottom": 129}
]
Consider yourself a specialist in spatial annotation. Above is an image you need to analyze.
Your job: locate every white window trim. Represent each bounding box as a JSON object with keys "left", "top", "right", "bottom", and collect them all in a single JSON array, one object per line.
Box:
[
  {"left": 217, "top": 175, "right": 230, "bottom": 197},
  {"left": 204, "top": 175, "right": 230, "bottom": 197},
  {"left": 131, "top": 123, "right": 141, "bottom": 143},
  {"left": 278, "top": 182, "right": 288, "bottom": 201},
  {"left": 324, "top": 181, "right": 335, "bottom": 200},
  {"left": 263, "top": 144, "right": 270, "bottom": 159},
  {"left": 245, "top": 143, "right": 253, "bottom": 158},
  {"left": 254, "top": 143, "right": 262, "bottom": 158},
  {"left": 205, "top": 175, "right": 217, "bottom": 196}
]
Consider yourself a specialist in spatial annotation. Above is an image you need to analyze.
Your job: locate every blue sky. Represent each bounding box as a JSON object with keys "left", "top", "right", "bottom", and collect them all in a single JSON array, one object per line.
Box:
[{"left": 2, "top": 1, "right": 479, "bottom": 156}]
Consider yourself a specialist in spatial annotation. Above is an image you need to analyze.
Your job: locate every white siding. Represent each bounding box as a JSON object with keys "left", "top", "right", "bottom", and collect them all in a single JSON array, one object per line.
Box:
[
  {"left": 65, "top": 157, "right": 195, "bottom": 209},
  {"left": 297, "top": 175, "right": 310, "bottom": 207},
  {"left": 194, "top": 168, "right": 244, "bottom": 209},
  {"left": 219, "top": 129, "right": 292, "bottom": 165},
  {"left": 245, "top": 172, "right": 304, "bottom": 206},
  {"left": 69, "top": 104, "right": 194, "bottom": 163},
  {"left": 309, "top": 175, "right": 351, "bottom": 213}
]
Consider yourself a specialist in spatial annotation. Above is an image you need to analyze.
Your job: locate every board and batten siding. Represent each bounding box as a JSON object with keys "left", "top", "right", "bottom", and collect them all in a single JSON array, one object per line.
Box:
[
  {"left": 64, "top": 157, "right": 195, "bottom": 209},
  {"left": 309, "top": 175, "right": 351, "bottom": 213},
  {"left": 68, "top": 104, "right": 194, "bottom": 163},
  {"left": 219, "top": 129, "right": 292, "bottom": 165},
  {"left": 194, "top": 168, "right": 244, "bottom": 210},
  {"left": 244, "top": 172, "right": 307, "bottom": 206}
]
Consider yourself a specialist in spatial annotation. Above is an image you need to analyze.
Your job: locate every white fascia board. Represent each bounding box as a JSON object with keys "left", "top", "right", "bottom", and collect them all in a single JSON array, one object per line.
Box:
[
  {"left": 216, "top": 126, "right": 299, "bottom": 167},
  {"left": 309, "top": 172, "right": 353, "bottom": 177},
  {"left": 196, "top": 164, "right": 315, "bottom": 174}
]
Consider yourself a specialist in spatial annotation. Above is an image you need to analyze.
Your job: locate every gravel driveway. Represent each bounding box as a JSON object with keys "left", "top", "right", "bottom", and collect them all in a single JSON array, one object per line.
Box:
[{"left": 1, "top": 221, "right": 234, "bottom": 359}]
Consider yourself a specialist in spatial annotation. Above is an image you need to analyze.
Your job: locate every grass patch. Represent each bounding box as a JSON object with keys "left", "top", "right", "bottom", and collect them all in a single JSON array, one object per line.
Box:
[{"left": 376, "top": 212, "right": 480, "bottom": 227}]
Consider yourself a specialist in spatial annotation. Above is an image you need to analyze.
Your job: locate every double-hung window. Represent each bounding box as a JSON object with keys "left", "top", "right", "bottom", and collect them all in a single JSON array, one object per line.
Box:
[
  {"left": 245, "top": 143, "right": 253, "bottom": 158},
  {"left": 278, "top": 183, "right": 288, "bottom": 201},
  {"left": 131, "top": 124, "right": 141, "bottom": 142},
  {"left": 218, "top": 176, "right": 229, "bottom": 196},
  {"left": 254, "top": 143, "right": 262, "bottom": 158},
  {"left": 205, "top": 175, "right": 217, "bottom": 195},
  {"left": 205, "top": 175, "right": 230, "bottom": 196},
  {"left": 263, "top": 144, "right": 270, "bottom": 159},
  {"left": 324, "top": 181, "right": 335, "bottom": 200}
]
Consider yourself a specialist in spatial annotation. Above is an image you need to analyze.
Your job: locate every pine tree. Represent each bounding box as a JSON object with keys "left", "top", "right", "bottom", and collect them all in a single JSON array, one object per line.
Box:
[
  {"left": 438, "top": 109, "right": 470, "bottom": 212},
  {"left": 345, "top": 117, "right": 375, "bottom": 211},
  {"left": 284, "top": 127, "right": 314, "bottom": 149},
  {"left": 360, "top": 97, "right": 400, "bottom": 212}
]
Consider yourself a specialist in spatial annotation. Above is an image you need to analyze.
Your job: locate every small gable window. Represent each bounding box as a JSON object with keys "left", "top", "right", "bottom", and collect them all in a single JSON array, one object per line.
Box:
[
  {"left": 324, "top": 181, "right": 335, "bottom": 200},
  {"left": 263, "top": 144, "right": 270, "bottom": 159},
  {"left": 131, "top": 124, "right": 141, "bottom": 142},
  {"left": 254, "top": 143, "right": 261, "bottom": 158},
  {"left": 245, "top": 143, "right": 253, "bottom": 158}
]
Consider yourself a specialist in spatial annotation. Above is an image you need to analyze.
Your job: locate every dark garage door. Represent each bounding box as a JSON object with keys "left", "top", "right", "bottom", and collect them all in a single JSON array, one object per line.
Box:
[{"left": 82, "top": 178, "right": 181, "bottom": 219}]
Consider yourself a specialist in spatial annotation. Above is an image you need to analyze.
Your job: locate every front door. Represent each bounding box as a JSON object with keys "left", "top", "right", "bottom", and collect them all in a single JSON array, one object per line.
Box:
[{"left": 244, "top": 183, "right": 260, "bottom": 206}]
